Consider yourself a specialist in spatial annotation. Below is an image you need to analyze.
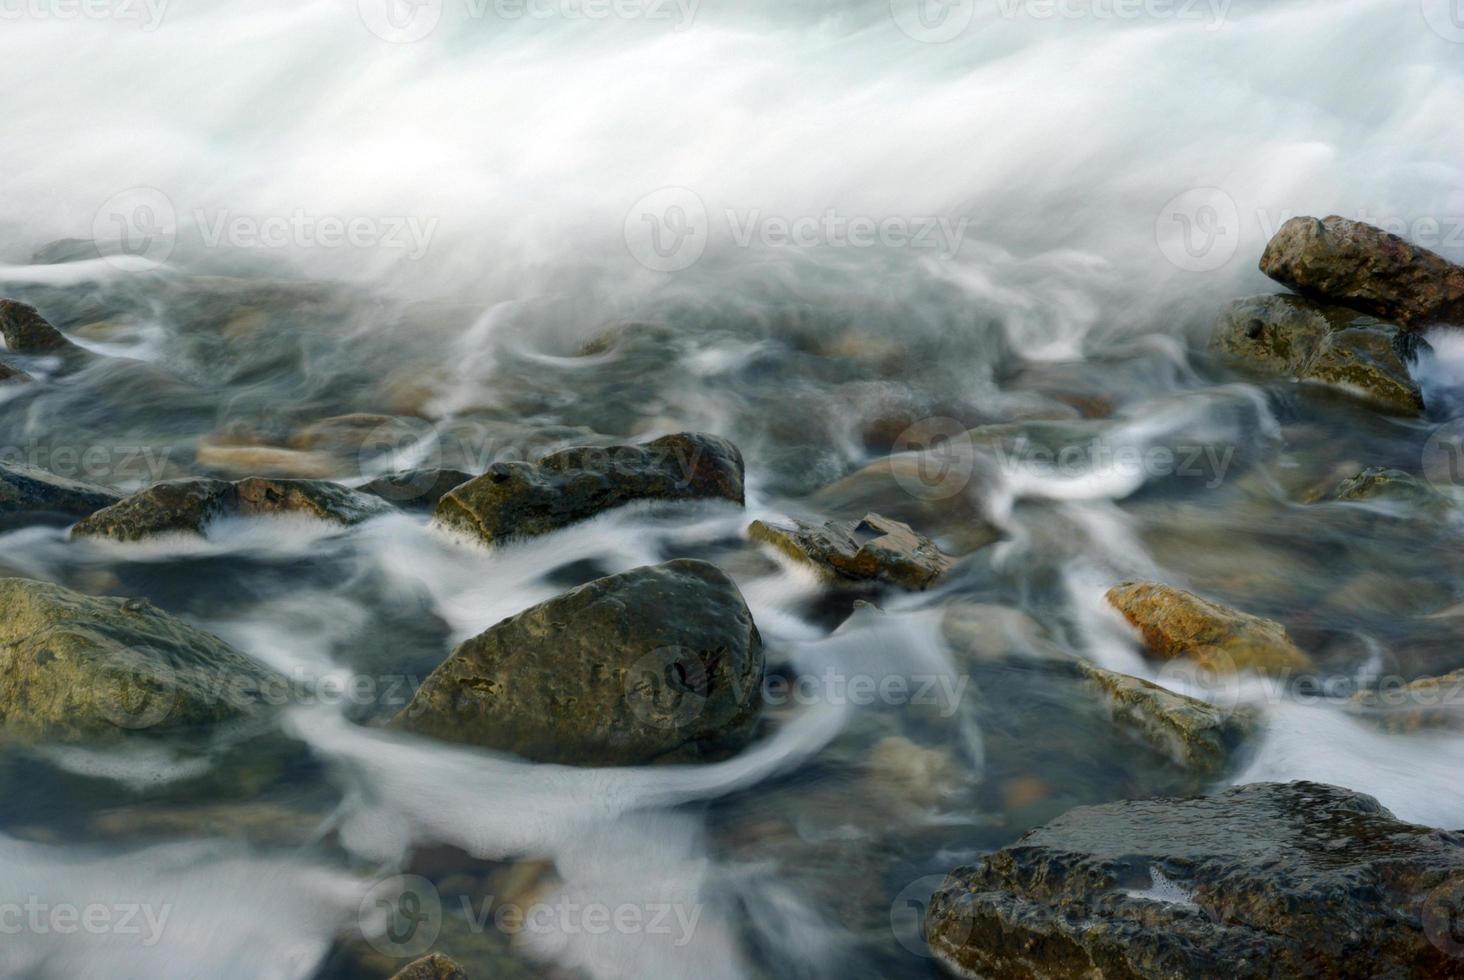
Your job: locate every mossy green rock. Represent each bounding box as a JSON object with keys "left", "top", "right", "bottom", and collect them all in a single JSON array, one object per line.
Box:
[
  {"left": 394, "top": 560, "right": 764, "bottom": 766},
  {"left": 927, "top": 781, "right": 1464, "bottom": 979},
  {"left": 748, "top": 512, "right": 953, "bottom": 590},
  {"left": 72, "top": 476, "right": 391, "bottom": 541},
  {"left": 0, "top": 578, "right": 281, "bottom": 742},
  {"left": 1212, "top": 294, "right": 1425, "bottom": 415},
  {"left": 0, "top": 461, "right": 121, "bottom": 526},
  {"left": 1080, "top": 664, "right": 1257, "bottom": 774},
  {"left": 434, "top": 433, "right": 744, "bottom": 545}
]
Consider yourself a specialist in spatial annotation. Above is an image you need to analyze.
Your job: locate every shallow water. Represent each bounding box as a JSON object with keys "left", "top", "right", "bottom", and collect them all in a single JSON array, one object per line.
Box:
[{"left": 3, "top": 1, "right": 1464, "bottom": 977}]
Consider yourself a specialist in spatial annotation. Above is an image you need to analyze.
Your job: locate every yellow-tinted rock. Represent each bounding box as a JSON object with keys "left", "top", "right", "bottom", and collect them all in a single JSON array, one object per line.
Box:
[{"left": 1106, "top": 581, "right": 1312, "bottom": 675}]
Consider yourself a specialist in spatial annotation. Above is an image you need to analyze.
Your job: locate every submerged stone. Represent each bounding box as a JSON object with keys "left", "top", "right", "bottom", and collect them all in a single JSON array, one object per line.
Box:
[
  {"left": 434, "top": 433, "right": 744, "bottom": 545},
  {"left": 0, "top": 299, "right": 87, "bottom": 358},
  {"left": 1352, "top": 669, "right": 1464, "bottom": 732},
  {"left": 0, "top": 461, "right": 121, "bottom": 527},
  {"left": 393, "top": 560, "right": 764, "bottom": 766},
  {"left": 1106, "top": 581, "right": 1312, "bottom": 675},
  {"left": 748, "top": 512, "right": 953, "bottom": 590},
  {"left": 1080, "top": 664, "right": 1257, "bottom": 774}
]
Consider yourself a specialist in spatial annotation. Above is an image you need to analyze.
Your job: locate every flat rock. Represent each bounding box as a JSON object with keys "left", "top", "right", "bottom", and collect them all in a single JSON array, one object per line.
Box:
[
  {"left": 1352, "top": 669, "right": 1464, "bottom": 732},
  {"left": 748, "top": 512, "right": 953, "bottom": 590},
  {"left": 1260, "top": 215, "right": 1464, "bottom": 329},
  {"left": 0, "top": 577, "right": 280, "bottom": 742},
  {"left": 195, "top": 441, "right": 342, "bottom": 479},
  {"left": 0, "top": 462, "right": 121, "bottom": 527},
  {"left": 927, "top": 781, "right": 1464, "bottom": 979},
  {"left": 1106, "top": 581, "right": 1312, "bottom": 676},
  {"left": 72, "top": 477, "right": 391, "bottom": 541},
  {"left": 434, "top": 433, "right": 744, "bottom": 545},
  {"left": 1080, "top": 664, "right": 1257, "bottom": 774},
  {"left": 1212, "top": 294, "right": 1426, "bottom": 415},
  {"left": 393, "top": 560, "right": 765, "bottom": 766}
]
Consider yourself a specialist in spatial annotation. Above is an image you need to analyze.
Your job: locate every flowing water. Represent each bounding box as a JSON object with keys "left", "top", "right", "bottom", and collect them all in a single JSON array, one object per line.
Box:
[{"left": 2, "top": 1, "right": 1464, "bottom": 977}]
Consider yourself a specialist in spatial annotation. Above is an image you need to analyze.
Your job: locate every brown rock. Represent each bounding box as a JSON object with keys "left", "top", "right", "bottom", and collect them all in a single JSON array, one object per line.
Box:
[
  {"left": 1106, "top": 582, "right": 1312, "bottom": 675},
  {"left": 748, "top": 512, "right": 953, "bottom": 590},
  {"left": 1260, "top": 215, "right": 1464, "bottom": 328},
  {"left": 196, "top": 441, "right": 341, "bottom": 479},
  {"left": 389, "top": 954, "right": 468, "bottom": 980}
]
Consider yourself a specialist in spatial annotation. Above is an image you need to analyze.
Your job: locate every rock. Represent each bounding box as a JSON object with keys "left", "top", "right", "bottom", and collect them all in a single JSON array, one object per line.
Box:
[
  {"left": 811, "top": 456, "right": 1002, "bottom": 553},
  {"left": 289, "top": 413, "right": 403, "bottom": 454},
  {"left": 926, "top": 781, "right": 1464, "bottom": 979},
  {"left": 1106, "top": 582, "right": 1312, "bottom": 675},
  {"left": 361, "top": 468, "right": 474, "bottom": 509},
  {"left": 0, "top": 578, "right": 279, "bottom": 742},
  {"left": 0, "top": 462, "right": 121, "bottom": 527},
  {"left": 748, "top": 512, "right": 953, "bottom": 590},
  {"left": 1329, "top": 466, "right": 1447, "bottom": 509},
  {"left": 1352, "top": 669, "right": 1464, "bottom": 732},
  {"left": 434, "top": 433, "right": 744, "bottom": 546},
  {"left": 1080, "top": 664, "right": 1257, "bottom": 774},
  {"left": 0, "top": 299, "right": 86, "bottom": 358},
  {"left": 389, "top": 954, "right": 468, "bottom": 980},
  {"left": 1260, "top": 215, "right": 1464, "bottom": 329},
  {"left": 196, "top": 440, "right": 342, "bottom": 479},
  {"left": 72, "top": 477, "right": 391, "bottom": 542},
  {"left": 393, "top": 560, "right": 764, "bottom": 766},
  {"left": 865, "top": 736, "right": 962, "bottom": 809},
  {"left": 1212, "top": 294, "right": 1426, "bottom": 415},
  {"left": 0, "top": 359, "right": 31, "bottom": 384}
]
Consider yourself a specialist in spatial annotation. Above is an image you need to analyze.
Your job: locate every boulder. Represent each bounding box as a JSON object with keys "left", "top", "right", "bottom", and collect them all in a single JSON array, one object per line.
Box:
[
  {"left": 434, "top": 433, "right": 744, "bottom": 546},
  {"left": 1212, "top": 294, "right": 1426, "bottom": 415},
  {"left": 389, "top": 954, "right": 468, "bottom": 980},
  {"left": 72, "top": 477, "right": 391, "bottom": 542},
  {"left": 361, "top": 468, "right": 474, "bottom": 509},
  {"left": 1106, "top": 582, "right": 1312, "bottom": 675},
  {"left": 0, "top": 462, "right": 121, "bottom": 526},
  {"left": 0, "top": 299, "right": 87, "bottom": 358},
  {"left": 1260, "top": 215, "right": 1464, "bottom": 329},
  {"left": 393, "top": 560, "right": 764, "bottom": 766},
  {"left": 1352, "top": 669, "right": 1464, "bottom": 732},
  {"left": 0, "top": 577, "right": 280, "bottom": 742},
  {"left": 748, "top": 512, "right": 953, "bottom": 590},
  {"left": 926, "top": 781, "right": 1464, "bottom": 979},
  {"left": 1080, "top": 664, "right": 1257, "bottom": 774}
]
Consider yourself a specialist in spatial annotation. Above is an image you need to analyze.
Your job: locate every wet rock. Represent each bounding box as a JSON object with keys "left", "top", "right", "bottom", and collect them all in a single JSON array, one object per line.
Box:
[
  {"left": 1260, "top": 215, "right": 1464, "bottom": 328},
  {"left": 393, "top": 560, "right": 764, "bottom": 766},
  {"left": 389, "top": 954, "right": 468, "bottom": 980},
  {"left": 0, "top": 578, "right": 279, "bottom": 742},
  {"left": 926, "top": 781, "right": 1464, "bottom": 979},
  {"left": 72, "top": 477, "right": 391, "bottom": 542},
  {"left": 361, "top": 468, "right": 474, "bottom": 509},
  {"left": 1329, "top": 466, "right": 1448, "bottom": 510},
  {"left": 865, "top": 735, "right": 962, "bottom": 809},
  {"left": 435, "top": 433, "right": 744, "bottom": 546},
  {"left": 0, "top": 299, "right": 86, "bottom": 358},
  {"left": 1106, "top": 582, "right": 1312, "bottom": 675},
  {"left": 748, "top": 512, "right": 953, "bottom": 590},
  {"left": 1080, "top": 664, "right": 1257, "bottom": 774},
  {"left": 289, "top": 413, "right": 403, "bottom": 454},
  {"left": 0, "top": 359, "right": 31, "bottom": 384},
  {"left": 1212, "top": 294, "right": 1425, "bottom": 415},
  {"left": 812, "top": 456, "right": 1002, "bottom": 553},
  {"left": 1352, "top": 669, "right": 1464, "bottom": 732},
  {"left": 196, "top": 440, "right": 341, "bottom": 479},
  {"left": 0, "top": 462, "right": 121, "bottom": 527}
]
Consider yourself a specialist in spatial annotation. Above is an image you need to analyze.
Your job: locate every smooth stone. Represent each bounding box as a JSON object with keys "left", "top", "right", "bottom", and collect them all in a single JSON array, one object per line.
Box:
[{"left": 1106, "top": 581, "right": 1313, "bottom": 676}]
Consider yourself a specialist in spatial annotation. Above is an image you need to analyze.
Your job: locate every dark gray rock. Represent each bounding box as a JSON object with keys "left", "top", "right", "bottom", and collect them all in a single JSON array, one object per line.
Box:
[
  {"left": 1260, "top": 215, "right": 1464, "bottom": 329},
  {"left": 393, "top": 560, "right": 764, "bottom": 766},
  {"left": 0, "top": 299, "right": 87, "bottom": 358},
  {"left": 434, "top": 433, "right": 744, "bottom": 545},
  {"left": 927, "top": 781, "right": 1464, "bottom": 979},
  {"left": 748, "top": 512, "right": 953, "bottom": 590},
  {"left": 0, "top": 461, "right": 121, "bottom": 527},
  {"left": 361, "top": 468, "right": 474, "bottom": 509}
]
